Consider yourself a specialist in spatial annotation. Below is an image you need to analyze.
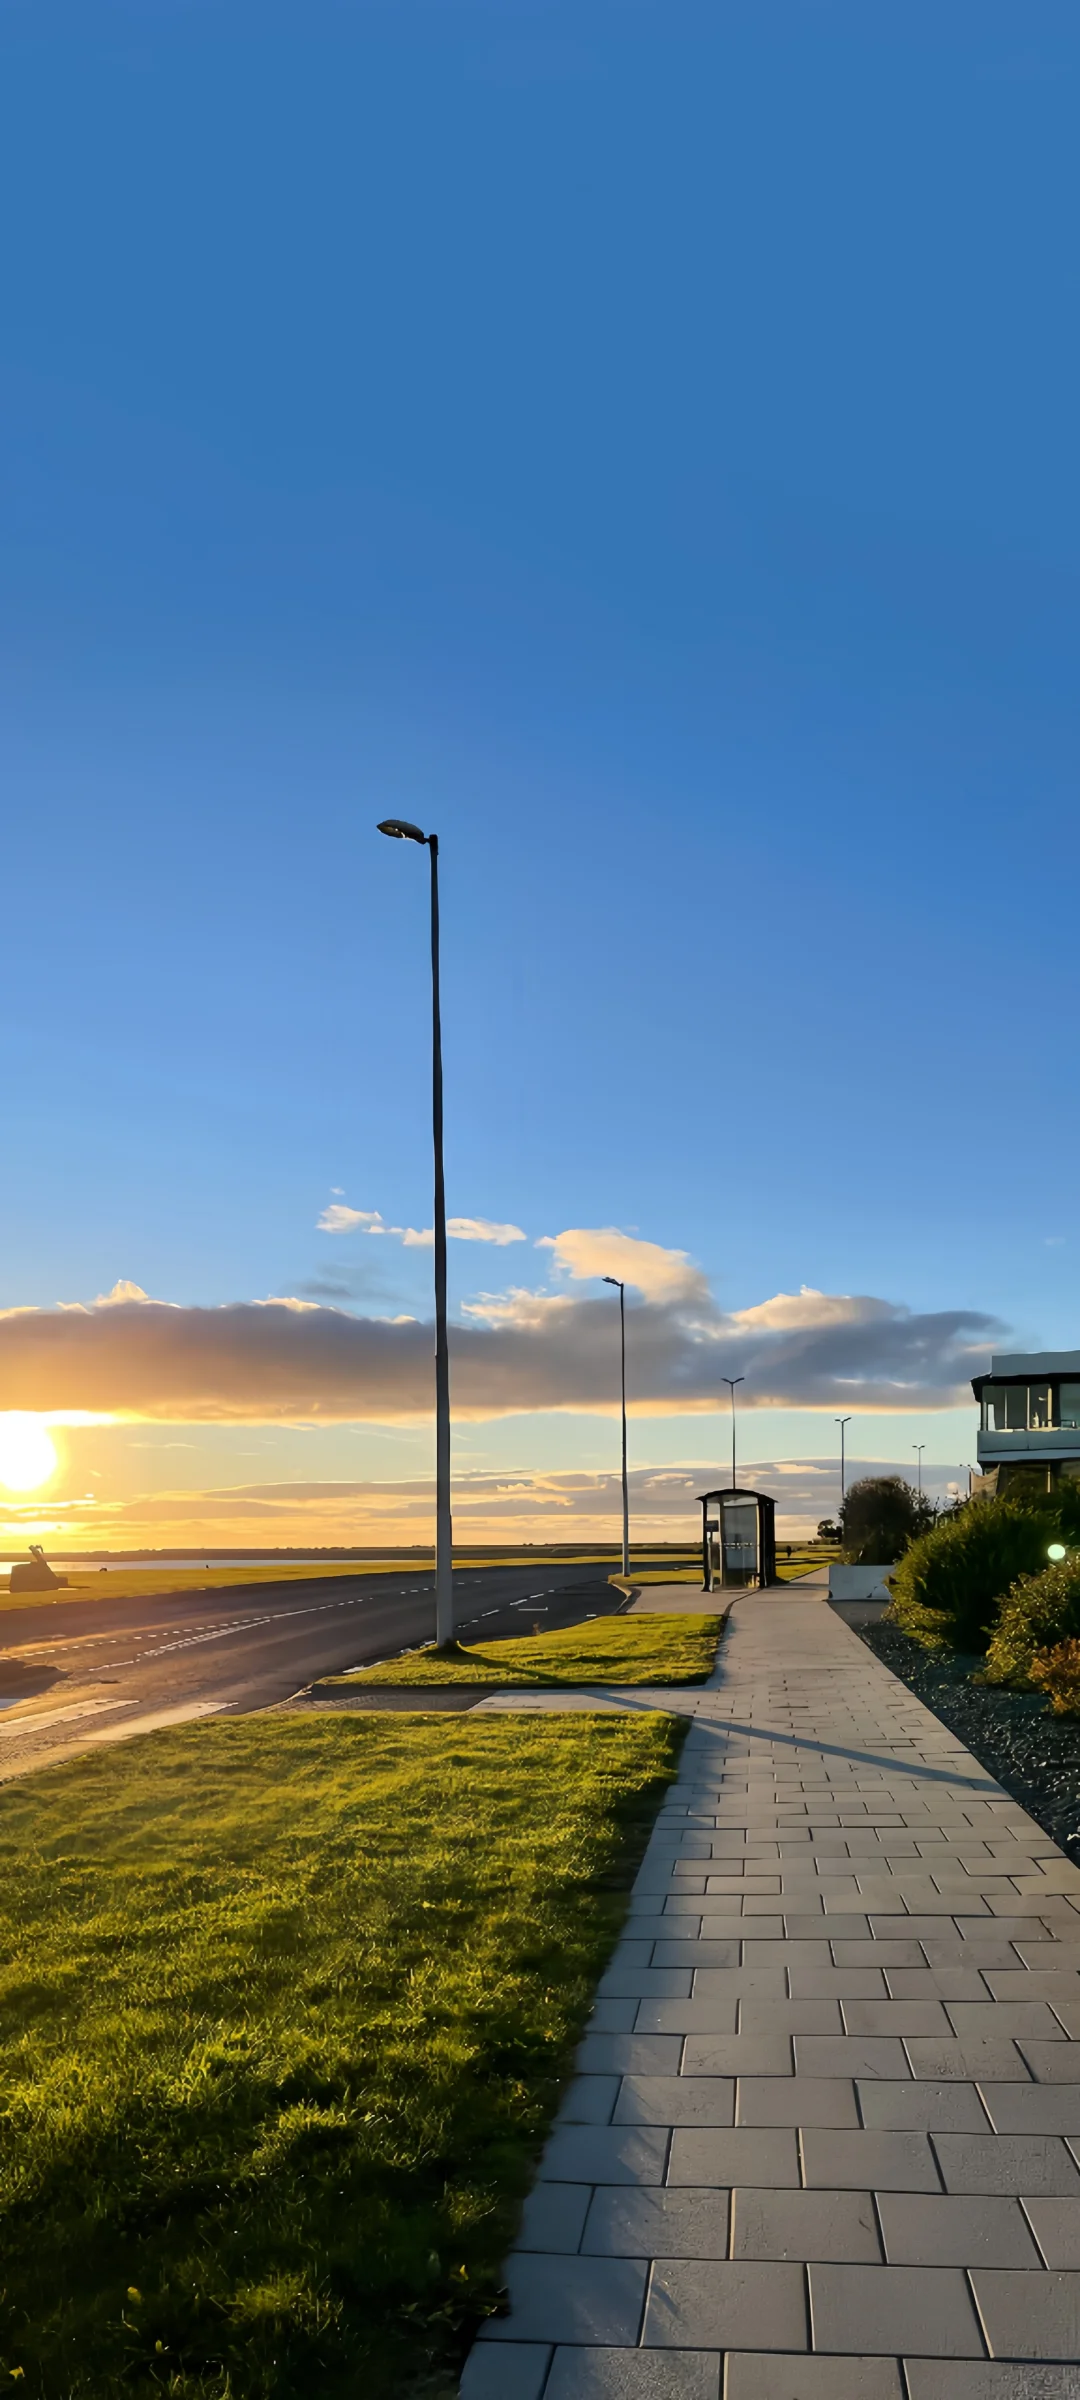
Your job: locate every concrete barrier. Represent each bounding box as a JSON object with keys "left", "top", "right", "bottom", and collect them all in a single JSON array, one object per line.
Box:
[{"left": 828, "top": 1563, "right": 894, "bottom": 1602}]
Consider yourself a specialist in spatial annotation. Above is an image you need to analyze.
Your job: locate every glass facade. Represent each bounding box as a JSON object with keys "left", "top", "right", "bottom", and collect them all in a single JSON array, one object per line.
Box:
[{"left": 981, "top": 1381, "right": 1080, "bottom": 1435}]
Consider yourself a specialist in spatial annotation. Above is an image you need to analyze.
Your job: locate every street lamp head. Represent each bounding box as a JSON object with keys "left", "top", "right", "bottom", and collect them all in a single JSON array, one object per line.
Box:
[
  {"left": 377, "top": 818, "right": 428, "bottom": 845},
  {"left": 602, "top": 1276, "right": 623, "bottom": 1288},
  {"left": 1048, "top": 1543, "right": 1068, "bottom": 1563}
]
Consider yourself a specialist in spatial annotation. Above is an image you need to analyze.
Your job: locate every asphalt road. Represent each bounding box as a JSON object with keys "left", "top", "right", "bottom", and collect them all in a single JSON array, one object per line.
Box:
[{"left": 0, "top": 1563, "right": 629, "bottom": 1783}]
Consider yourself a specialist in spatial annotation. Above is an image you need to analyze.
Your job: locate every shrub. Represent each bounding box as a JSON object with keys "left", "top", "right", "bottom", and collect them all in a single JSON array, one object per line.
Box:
[
  {"left": 840, "top": 1475, "right": 936, "bottom": 1565},
  {"left": 887, "top": 1499, "right": 1060, "bottom": 1651},
  {"left": 983, "top": 1554, "right": 1080, "bottom": 1686},
  {"left": 1030, "top": 1638, "right": 1080, "bottom": 1717}
]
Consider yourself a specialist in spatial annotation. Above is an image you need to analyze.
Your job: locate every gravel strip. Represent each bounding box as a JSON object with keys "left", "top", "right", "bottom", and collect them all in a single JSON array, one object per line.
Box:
[{"left": 862, "top": 1621, "right": 1080, "bottom": 1857}]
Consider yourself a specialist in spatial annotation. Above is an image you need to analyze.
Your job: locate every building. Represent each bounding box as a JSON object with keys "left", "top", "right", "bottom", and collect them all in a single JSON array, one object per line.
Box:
[
  {"left": 699, "top": 1487, "right": 777, "bottom": 1591},
  {"left": 972, "top": 1351, "right": 1080, "bottom": 1497}
]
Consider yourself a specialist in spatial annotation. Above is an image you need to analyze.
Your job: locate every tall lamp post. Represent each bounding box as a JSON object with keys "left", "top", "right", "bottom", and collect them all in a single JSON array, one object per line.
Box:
[
  {"left": 836, "top": 1415, "right": 851, "bottom": 1523},
  {"left": 723, "top": 1375, "right": 744, "bottom": 1489},
  {"left": 913, "top": 1443, "right": 925, "bottom": 1498},
  {"left": 602, "top": 1277, "right": 630, "bottom": 1578},
  {"left": 377, "top": 817, "right": 453, "bottom": 1648}
]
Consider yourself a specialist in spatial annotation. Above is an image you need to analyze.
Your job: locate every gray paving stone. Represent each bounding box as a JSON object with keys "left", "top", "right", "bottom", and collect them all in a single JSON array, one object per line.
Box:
[
  {"left": 904, "top": 2366, "right": 1080, "bottom": 2399},
  {"left": 614, "top": 2076, "right": 734, "bottom": 2127},
  {"left": 556, "top": 2078, "right": 621, "bottom": 2124},
  {"left": 544, "top": 2349, "right": 722, "bottom": 2400},
  {"left": 478, "top": 2254, "right": 648, "bottom": 2345},
  {"left": 904, "top": 2037, "right": 1030, "bottom": 2080},
  {"left": 581, "top": 2185, "right": 730, "bottom": 2259},
  {"left": 785, "top": 1914, "right": 871, "bottom": 1939},
  {"left": 656, "top": 1941, "right": 758, "bottom": 1966},
  {"left": 1024, "top": 2200, "right": 1080, "bottom": 2268},
  {"left": 1020, "top": 2043, "right": 1080, "bottom": 2083},
  {"left": 808, "top": 2262, "right": 983, "bottom": 2354},
  {"left": 735, "top": 2077, "right": 859, "bottom": 2127},
  {"left": 985, "top": 1974, "right": 1080, "bottom": 2003},
  {"left": 856, "top": 2080, "right": 990, "bottom": 2131},
  {"left": 884, "top": 1970, "right": 991, "bottom": 2001},
  {"left": 971, "top": 2267, "right": 1080, "bottom": 2358},
  {"left": 933, "top": 2134, "right": 1080, "bottom": 2195},
  {"left": 948, "top": 2002, "right": 1066, "bottom": 2040},
  {"left": 831, "top": 1938, "right": 929, "bottom": 1967},
  {"left": 516, "top": 2183, "right": 591, "bottom": 2253},
  {"left": 539, "top": 2126, "right": 670, "bottom": 2185},
  {"left": 876, "top": 2190, "right": 1041, "bottom": 2265},
  {"left": 681, "top": 2036, "right": 794, "bottom": 2077},
  {"left": 643, "top": 2259, "right": 807, "bottom": 2350},
  {"left": 793, "top": 2034, "right": 910, "bottom": 2077},
  {"left": 842, "top": 1998, "right": 953, "bottom": 2034},
  {"left": 983, "top": 2088, "right": 1080, "bottom": 2135},
  {"left": 635, "top": 1999, "right": 744, "bottom": 2033},
  {"left": 590, "top": 1999, "right": 641, "bottom": 2032},
  {"left": 598, "top": 1968, "right": 694, "bottom": 1999},
  {"left": 800, "top": 2128, "right": 940, "bottom": 2189},
  {"left": 458, "top": 2341, "right": 553, "bottom": 2398},
  {"left": 731, "top": 2186, "right": 880, "bottom": 2261},
  {"left": 736, "top": 2001, "right": 843, "bottom": 2033},
  {"left": 725, "top": 2356, "right": 903, "bottom": 2399},
  {"left": 667, "top": 2128, "right": 800, "bottom": 2187},
  {"left": 577, "top": 2036, "right": 684, "bottom": 2075}
]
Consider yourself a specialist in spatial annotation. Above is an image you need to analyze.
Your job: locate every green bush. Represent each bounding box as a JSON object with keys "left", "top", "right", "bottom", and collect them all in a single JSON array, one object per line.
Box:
[
  {"left": 1030, "top": 1637, "right": 1080, "bottom": 1717},
  {"left": 840, "top": 1475, "right": 936, "bottom": 1565},
  {"left": 887, "top": 1499, "right": 1062, "bottom": 1651},
  {"left": 983, "top": 1553, "right": 1080, "bottom": 1686}
]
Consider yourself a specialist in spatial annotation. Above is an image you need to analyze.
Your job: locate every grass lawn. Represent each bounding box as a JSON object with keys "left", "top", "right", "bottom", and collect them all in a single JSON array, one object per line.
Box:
[
  {"left": 0, "top": 1710, "right": 681, "bottom": 2397},
  {"left": 0, "top": 1553, "right": 693, "bottom": 1610},
  {"left": 0, "top": 1561, "right": 397, "bottom": 1609},
  {"left": 325, "top": 1612, "right": 724, "bottom": 1688}
]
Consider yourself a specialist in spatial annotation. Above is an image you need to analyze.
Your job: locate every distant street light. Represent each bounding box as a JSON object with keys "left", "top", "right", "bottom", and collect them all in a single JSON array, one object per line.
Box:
[
  {"left": 723, "top": 1376, "right": 745, "bottom": 1490},
  {"left": 914, "top": 1443, "right": 925, "bottom": 1497},
  {"left": 836, "top": 1415, "right": 852, "bottom": 1514},
  {"left": 602, "top": 1277, "right": 630, "bottom": 1579},
  {"left": 377, "top": 817, "right": 453, "bottom": 1648}
]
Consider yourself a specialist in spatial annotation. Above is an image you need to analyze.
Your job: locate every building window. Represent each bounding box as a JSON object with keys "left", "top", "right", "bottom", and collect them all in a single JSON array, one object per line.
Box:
[
  {"left": 1029, "top": 1384, "right": 1054, "bottom": 1430},
  {"left": 1061, "top": 1385, "right": 1080, "bottom": 1433},
  {"left": 982, "top": 1386, "right": 1006, "bottom": 1430},
  {"left": 1005, "top": 1386, "right": 1028, "bottom": 1430}
]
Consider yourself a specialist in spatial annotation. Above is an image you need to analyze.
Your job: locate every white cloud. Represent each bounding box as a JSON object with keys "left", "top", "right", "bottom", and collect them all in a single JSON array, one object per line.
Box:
[
  {"left": 447, "top": 1217, "right": 526, "bottom": 1245},
  {"left": 317, "top": 1203, "right": 523, "bottom": 1248},
  {"left": 95, "top": 1281, "right": 153, "bottom": 1307},
  {"left": 0, "top": 1277, "right": 1002, "bottom": 1425},
  {"left": 537, "top": 1227, "right": 706, "bottom": 1305},
  {"left": 729, "top": 1286, "right": 871, "bottom": 1333}
]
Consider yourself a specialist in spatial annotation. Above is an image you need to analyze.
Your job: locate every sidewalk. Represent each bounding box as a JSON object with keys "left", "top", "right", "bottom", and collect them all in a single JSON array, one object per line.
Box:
[{"left": 460, "top": 1584, "right": 1080, "bottom": 2398}]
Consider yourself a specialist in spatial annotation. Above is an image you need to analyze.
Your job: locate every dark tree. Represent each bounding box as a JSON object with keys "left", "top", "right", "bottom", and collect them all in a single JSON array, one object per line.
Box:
[
  {"left": 840, "top": 1475, "right": 936, "bottom": 1565},
  {"left": 817, "top": 1519, "right": 841, "bottom": 1543}
]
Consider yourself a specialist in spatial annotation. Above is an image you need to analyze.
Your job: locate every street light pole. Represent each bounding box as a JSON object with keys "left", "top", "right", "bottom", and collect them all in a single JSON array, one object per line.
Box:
[
  {"left": 836, "top": 1415, "right": 851, "bottom": 1517},
  {"left": 723, "top": 1376, "right": 744, "bottom": 1489},
  {"left": 914, "top": 1443, "right": 925, "bottom": 1498},
  {"left": 378, "top": 817, "right": 454, "bottom": 1648},
  {"left": 602, "top": 1277, "right": 629, "bottom": 1578}
]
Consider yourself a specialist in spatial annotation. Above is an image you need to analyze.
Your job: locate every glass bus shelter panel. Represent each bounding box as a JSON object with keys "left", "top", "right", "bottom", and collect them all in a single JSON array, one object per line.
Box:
[{"left": 720, "top": 1496, "right": 758, "bottom": 1587}]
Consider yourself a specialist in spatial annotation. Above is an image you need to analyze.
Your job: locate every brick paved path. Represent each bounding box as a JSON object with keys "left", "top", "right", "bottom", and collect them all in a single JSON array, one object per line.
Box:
[{"left": 461, "top": 1587, "right": 1080, "bottom": 2399}]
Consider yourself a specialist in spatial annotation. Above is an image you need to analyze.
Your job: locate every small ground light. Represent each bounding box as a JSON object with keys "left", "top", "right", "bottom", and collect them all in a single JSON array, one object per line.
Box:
[{"left": 1048, "top": 1543, "right": 1068, "bottom": 1561}]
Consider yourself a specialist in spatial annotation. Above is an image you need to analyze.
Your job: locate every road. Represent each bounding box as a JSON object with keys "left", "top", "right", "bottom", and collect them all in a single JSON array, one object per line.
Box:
[{"left": 0, "top": 1562, "right": 628, "bottom": 1783}]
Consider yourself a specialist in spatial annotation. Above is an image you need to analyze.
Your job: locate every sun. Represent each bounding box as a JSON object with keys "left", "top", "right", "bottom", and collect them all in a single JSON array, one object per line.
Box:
[{"left": 0, "top": 1415, "right": 59, "bottom": 1493}]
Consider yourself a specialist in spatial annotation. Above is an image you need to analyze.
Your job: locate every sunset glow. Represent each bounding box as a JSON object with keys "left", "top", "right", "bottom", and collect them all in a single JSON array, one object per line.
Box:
[{"left": 0, "top": 1415, "right": 59, "bottom": 1493}]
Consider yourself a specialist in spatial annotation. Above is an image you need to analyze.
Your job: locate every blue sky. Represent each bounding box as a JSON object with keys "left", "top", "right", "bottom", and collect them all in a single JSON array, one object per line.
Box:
[{"left": 0, "top": 1, "right": 1076, "bottom": 1547}]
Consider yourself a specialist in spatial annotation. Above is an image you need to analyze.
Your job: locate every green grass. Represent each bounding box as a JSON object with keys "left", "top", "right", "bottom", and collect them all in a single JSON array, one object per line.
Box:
[
  {"left": 0, "top": 1710, "right": 682, "bottom": 2397},
  {"left": 325, "top": 1612, "right": 724, "bottom": 1688}
]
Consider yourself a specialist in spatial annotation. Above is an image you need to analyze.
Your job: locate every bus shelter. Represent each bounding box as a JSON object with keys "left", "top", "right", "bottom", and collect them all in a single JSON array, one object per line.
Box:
[{"left": 699, "top": 1487, "right": 777, "bottom": 1592}]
